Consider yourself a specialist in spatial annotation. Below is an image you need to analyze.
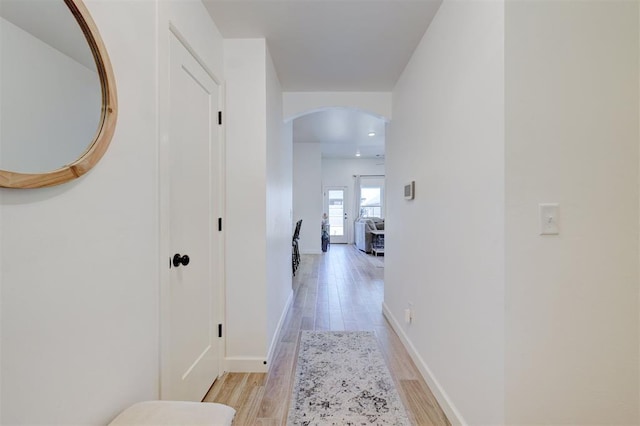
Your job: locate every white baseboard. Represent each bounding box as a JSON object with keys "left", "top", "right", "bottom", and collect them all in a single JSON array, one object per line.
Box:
[
  {"left": 224, "top": 356, "right": 268, "bottom": 373},
  {"left": 382, "top": 302, "right": 467, "bottom": 426},
  {"left": 266, "top": 290, "right": 294, "bottom": 366}
]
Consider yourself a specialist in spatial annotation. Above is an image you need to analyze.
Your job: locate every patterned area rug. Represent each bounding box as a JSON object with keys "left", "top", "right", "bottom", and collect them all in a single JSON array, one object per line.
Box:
[{"left": 287, "top": 331, "right": 411, "bottom": 425}]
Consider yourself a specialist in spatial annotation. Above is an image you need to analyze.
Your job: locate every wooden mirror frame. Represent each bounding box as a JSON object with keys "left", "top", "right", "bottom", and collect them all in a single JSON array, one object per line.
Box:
[{"left": 0, "top": 0, "right": 117, "bottom": 189}]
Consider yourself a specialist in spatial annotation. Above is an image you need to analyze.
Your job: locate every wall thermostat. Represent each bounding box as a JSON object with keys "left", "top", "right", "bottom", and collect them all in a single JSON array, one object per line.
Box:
[{"left": 404, "top": 181, "right": 415, "bottom": 200}]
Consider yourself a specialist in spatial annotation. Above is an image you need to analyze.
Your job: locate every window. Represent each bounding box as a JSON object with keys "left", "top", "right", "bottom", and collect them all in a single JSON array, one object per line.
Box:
[
  {"left": 360, "top": 187, "right": 381, "bottom": 218},
  {"left": 359, "top": 177, "right": 384, "bottom": 219}
]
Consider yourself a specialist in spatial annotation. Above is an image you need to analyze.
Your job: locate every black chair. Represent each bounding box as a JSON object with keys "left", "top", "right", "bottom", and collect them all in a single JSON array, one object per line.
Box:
[{"left": 292, "top": 219, "right": 302, "bottom": 275}]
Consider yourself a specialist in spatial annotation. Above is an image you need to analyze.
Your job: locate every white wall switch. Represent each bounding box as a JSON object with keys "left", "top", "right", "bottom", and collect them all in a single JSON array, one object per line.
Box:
[{"left": 539, "top": 203, "right": 559, "bottom": 235}]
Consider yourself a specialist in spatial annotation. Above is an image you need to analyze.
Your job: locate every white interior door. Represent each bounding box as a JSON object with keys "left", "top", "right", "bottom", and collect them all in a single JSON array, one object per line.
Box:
[
  {"left": 166, "top": 32, "right": 220, "bottom": 401},
  {"left": 324, "top": 187, "right": 348, "bottom": 244}
]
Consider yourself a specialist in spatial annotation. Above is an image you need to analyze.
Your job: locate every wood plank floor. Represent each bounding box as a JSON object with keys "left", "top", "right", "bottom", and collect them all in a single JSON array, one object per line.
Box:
[{"left": 204, "top": 244, "right": 450, "bottom": 426}]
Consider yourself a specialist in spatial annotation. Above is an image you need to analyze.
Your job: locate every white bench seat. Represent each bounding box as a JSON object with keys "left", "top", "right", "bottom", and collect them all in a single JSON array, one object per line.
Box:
[{"left": 109, "top": 401, "right": 235, "bottom": 425}]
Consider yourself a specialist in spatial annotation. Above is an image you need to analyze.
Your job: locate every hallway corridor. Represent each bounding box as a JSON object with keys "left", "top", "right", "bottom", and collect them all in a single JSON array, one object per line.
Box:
[{"left": 205, "top": 245, "right": 450, "bottom": 425}]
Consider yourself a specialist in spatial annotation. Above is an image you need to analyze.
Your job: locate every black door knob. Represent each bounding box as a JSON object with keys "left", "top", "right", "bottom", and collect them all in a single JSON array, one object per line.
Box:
[{"left": 173, "top": 254, "right": 190, "bottom": 267}]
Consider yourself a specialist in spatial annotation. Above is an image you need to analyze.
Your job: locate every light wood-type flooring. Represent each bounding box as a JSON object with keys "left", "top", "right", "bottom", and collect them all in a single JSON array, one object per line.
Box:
[{"left": 203, "top": 244, "right": 450, "bottom": 426}]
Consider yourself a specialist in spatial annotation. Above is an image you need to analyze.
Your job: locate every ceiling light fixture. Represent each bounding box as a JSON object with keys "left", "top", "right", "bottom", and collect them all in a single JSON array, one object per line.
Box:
[
  {"left": 368, "top": 132, "right": 376, "bottom": 137},
  {"left": 355, "top": 151, "right": 361, "bottom": 157}
]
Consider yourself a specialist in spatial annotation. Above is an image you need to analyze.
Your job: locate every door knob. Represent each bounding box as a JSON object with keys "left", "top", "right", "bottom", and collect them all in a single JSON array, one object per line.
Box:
[{"left": 173, "top": 254, "right": 190, "bottom": 267}]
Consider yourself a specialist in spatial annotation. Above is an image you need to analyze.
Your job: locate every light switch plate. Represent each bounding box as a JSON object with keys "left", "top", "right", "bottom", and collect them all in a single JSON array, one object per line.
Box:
[{"left": 539, "top": 203, "right": 559, "bottom": 235}]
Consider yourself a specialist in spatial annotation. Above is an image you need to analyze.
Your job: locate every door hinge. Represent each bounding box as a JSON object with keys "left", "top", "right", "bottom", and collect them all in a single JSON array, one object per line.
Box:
[
  {"left": 218, "top": 324, "right": 223, "bottom": 338},
  {"left": 218, "top": 111, "right": 222, "bottom": 125},
  {"left": 218, "top": 217, "right": 222, "bottom": 232}
]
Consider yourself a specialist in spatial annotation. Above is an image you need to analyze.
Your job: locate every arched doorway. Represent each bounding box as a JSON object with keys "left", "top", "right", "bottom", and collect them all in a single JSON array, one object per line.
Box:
[{"left": 289, "top": 107, "right": 387, "bottom": 255}]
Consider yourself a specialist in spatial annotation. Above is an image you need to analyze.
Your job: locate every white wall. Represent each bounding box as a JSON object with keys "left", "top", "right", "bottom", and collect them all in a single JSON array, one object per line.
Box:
[
  {"left": 505, "top": 1, "right": 639, "bottom": 423},
  {"left": 0, "top": 1, "right": 159, "bottom": 423},
  {"left": 385, "top": 1, "right": 505, "bottom": 424},
  {"left": 321, "top": 158, "right": 385, "bottom": 244},
  {"left": 293, "top": 143, "right": 322, "bottom": 254},
  {"left": 387, "top": 1, "right": 640, "bottom": 424},
  {"left": 224, "top": 39, "right": 269, "bottom": 370},
  {"left": 224, "top": 39, "right": 291, "bottom": 371},
  {"left": 0, "top": 17, "right": 100, "bottom": 173},
  {"left": 265, "top": 45, "right": 293, "bottom": 363}
]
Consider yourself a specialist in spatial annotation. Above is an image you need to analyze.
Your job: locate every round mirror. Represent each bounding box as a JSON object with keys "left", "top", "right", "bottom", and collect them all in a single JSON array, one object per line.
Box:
[{"left": 0, "top": 0, "right": 117, "bottom": 188}]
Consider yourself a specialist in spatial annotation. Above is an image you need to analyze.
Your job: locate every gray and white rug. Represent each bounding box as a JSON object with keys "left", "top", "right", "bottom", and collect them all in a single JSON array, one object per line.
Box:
[{"left": 287, "top": 331, "right": 411, "bottom": 425}]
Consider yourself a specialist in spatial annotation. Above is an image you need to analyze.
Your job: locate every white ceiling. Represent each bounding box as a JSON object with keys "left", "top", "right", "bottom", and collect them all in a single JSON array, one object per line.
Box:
[
  {"left": 293, "top": 109, "right": 386, "bottom": 159},
  {"left": 203, "top": 0, "right": 442, "bottom": 158},
  {"left": 203, "top": 0, "right": 442, "bottom": 91}
]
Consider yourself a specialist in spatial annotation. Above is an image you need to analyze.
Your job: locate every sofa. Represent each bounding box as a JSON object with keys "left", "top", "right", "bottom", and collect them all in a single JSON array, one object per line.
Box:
[{"left": 354, "top": 217, "right": 384, "bottom": 253}]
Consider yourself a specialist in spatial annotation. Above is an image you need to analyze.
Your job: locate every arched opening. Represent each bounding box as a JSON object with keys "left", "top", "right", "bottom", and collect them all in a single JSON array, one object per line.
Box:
[{"left": 291, "top": 106, "right": 387, "bottom": 272}]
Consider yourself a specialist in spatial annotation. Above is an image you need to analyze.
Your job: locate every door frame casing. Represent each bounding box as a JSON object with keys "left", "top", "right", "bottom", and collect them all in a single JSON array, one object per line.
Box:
[{"left": 157, "top": 17, "right": 226, "bottom": 400}]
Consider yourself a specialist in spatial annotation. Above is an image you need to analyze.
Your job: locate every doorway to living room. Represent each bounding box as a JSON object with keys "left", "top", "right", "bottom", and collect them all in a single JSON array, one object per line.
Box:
[{"left": 292, "top": 107, "right": 386, "bottom": 257}]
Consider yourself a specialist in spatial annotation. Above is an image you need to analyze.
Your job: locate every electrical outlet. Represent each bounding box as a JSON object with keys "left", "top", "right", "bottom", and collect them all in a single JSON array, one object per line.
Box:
[{"left": 404, "top": 302, "right": 414, "bottom": 324}]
